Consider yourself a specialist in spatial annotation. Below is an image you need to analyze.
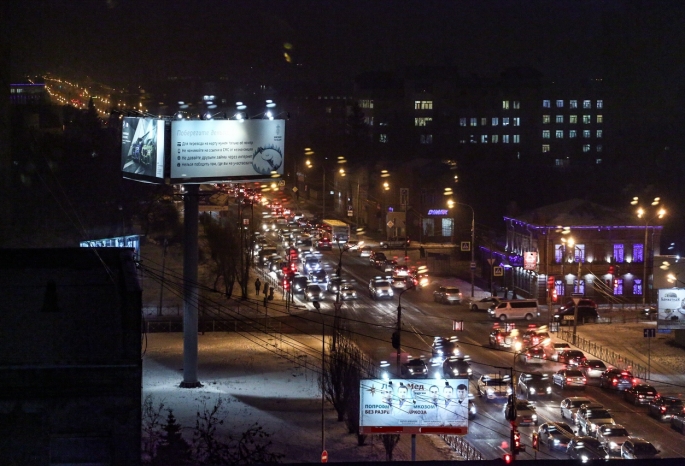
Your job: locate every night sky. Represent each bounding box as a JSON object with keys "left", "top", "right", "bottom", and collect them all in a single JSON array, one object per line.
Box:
[{"left": 10, "top": 0, "right": 685, "bottom": 92}]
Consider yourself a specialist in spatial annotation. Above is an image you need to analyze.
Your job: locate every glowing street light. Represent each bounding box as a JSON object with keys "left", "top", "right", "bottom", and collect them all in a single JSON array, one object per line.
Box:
[{"left": 631, "top": 197, "right": 666, "bottom": 305}]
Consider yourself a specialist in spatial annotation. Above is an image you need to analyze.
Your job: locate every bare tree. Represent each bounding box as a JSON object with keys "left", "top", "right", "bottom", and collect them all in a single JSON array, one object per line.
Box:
[
  {"left": 203, "top": 216, "right": 240, "bottom": 299},
  {"left": 321, "top": 329, "right": 358, "bottom": 421},
  {"left": 381, "top": 434, "right": 401, "bottom": 461},
  {"left": 141, "top": 395, "right": 166, "bottom": 461}
]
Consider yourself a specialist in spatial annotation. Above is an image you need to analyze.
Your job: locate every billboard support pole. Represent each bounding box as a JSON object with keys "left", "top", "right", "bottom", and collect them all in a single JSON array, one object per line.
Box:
[{"left": 181, "top": 184, "right": 201, "bottom": 388}]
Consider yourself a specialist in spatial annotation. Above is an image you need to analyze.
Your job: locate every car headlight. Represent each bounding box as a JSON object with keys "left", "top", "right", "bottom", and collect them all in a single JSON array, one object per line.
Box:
[
  {"left": 470, "top": 405, "right": 477, "bottom": 414},
  {"left": 388, "top": 290, "right": 394, "bottom": 296},
  {"left": 546, "top": 387, "right": 552, "bottom": 394},
  {"left": 487, "top": 388, "right": 494, "bottom": 395},
  {"left": 553, "top": 438, "right": 560, "bottom": 445},
  {"left": 581, "top": 455, "right": 589, "bottom": 463},
  {"left": 532, "top": 414, "right": 538, "bottom": 421},
  {"left": 467, "top": 368, "right": 472, "bottom": 375},
  {"left": 529, "top": 388, "right": 536, "bottom": 394},
  {"left": 609, "top": 442, "right": 618, "bottom": 449},
  {"left": 408, "top": 368, "right": 414, "bottom": 373}
]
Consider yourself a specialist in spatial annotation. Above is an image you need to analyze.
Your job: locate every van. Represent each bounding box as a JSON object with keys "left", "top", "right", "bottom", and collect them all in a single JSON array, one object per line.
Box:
[{"left": 488, "top": 299, "right": 540, "bottom": 321}]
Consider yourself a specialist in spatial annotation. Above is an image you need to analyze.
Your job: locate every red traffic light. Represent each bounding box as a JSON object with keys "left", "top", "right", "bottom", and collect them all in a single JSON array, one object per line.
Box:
[
  {"left": 608, "top": 266, "right": 615, "bottom": 275},
  {"left": 503, "top": 453, "right": 513, "bottom": 464},
  {"left": 547, "top": 275, "right": 555, "bottom": 287}
]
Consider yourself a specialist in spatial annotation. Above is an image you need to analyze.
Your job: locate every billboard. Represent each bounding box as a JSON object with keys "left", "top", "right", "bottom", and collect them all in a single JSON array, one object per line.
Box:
[
  {"left": 657, "top": 288, "right": 685, "bottom": 330},
  {"left": 523, "top": 252, "right": 538, "bottom": 271},
  {"left": 359, "top": 378, "right": 469, "bottom": 435},
  {"left": 121, "top": 117, "right": 166, "bottom": 182},
  {"left": 80, "top": 235, "right": 141, "bottom": 258},
  {"left": 170, "top": 119, "right": 285, "bottom": 183}
]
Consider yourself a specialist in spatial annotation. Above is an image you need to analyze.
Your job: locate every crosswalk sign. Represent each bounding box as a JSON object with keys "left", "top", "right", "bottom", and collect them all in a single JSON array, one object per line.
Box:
[{"left": 494, "top": 266, "right": 504, "bottom": 276}]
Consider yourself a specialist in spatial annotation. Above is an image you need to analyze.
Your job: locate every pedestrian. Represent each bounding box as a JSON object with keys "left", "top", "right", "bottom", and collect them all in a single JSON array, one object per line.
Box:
[
  {"left": 255, "top": 277, "right": 262, "bottom": 296},
  {"left": 263, "top": 294, "right": 268, "bottom": 310},
  {"left": 263, "top": 283, "right": 269, "bottom": 297}
]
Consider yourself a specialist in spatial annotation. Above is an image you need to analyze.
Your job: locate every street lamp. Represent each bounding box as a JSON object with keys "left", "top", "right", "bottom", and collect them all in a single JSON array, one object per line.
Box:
[
  {"left": 631, "top": 197, "right": 666, "bottom": 305},
  {"left": 395, "top": 283, "right": 415, "bottom": 375},
  {"left": 445, "top": 192, "right": 476, "bottom": 298}
]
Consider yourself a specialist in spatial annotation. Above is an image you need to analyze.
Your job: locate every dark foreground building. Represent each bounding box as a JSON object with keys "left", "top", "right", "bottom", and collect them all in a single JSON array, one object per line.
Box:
[{"left": 0, "top": 248, "right": 142, "bottom": 465}]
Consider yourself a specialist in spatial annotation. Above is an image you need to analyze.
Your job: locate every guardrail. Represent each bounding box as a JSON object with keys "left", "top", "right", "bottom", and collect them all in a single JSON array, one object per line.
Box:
[
  {"left": 439, "top": 434, "right": 484, "bottom": 461},
  {"left": 557, "top": 329, "right": 647, "bottom": 379}
]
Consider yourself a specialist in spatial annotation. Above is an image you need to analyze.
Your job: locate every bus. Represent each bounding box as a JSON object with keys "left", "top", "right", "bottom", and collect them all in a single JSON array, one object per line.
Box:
[{"left": 321, "top": 219, "right": 351, "bottom": 244}]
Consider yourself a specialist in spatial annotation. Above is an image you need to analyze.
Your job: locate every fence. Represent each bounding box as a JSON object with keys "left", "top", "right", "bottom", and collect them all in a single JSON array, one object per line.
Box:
[
  {"left": 439, "top": 434, "right": 484, "bottom": 461},
  {"left": 557, "top": 329, "right": 647, "bottom": 380}
]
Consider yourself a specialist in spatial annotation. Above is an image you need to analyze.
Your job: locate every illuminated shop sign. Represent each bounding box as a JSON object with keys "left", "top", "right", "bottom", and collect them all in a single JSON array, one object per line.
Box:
[{"left": 427, "top": 209, "right": 448, "bottom": 216}]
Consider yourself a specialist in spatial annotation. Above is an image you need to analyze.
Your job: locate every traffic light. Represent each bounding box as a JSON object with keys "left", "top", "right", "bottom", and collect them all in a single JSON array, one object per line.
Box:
[
  {"left": 547, "top": 275, "right": 555, "bottom": 288},
  {"left": 503, "top": 453, "right": 513, "bottom": 464},
  {"left": 608, "top": 265, "right": 615, "bottom": 275},
  {"left": 532, "top": 432, "right": 539, "bottom": 451},
  {"left": 283, "top": 278, "right": 291, "bottom": 291},
  {"left": 391, "top": 331, "right": 400, "bottom": 350},
  {"left": 511, "top": 429, "right": 522, "bottom": 454}
]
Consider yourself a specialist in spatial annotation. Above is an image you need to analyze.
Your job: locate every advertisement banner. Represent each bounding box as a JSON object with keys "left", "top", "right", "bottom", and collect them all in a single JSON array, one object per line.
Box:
[
  {"left": 80, "top": 235, "right": 141, "bottom": 258},
  {"left": 523, "top": 252, "right": 538, "bottom": 271},
  {"left": 170, "top": 119, "right": 285, "bottom": 183},
  {"left": 121, "top": 117, "right": 165, "bottom": 182},
  {"left": 657, "top": 288, "right": 685, "bottom": 330},
  {"left": 359, "top": 378, "right": 469, "bottom": 435}
]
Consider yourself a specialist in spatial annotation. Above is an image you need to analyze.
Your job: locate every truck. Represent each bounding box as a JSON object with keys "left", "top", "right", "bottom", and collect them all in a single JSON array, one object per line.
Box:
[{"left": 321, "top": 219, "right": 350, "bottom": 244}]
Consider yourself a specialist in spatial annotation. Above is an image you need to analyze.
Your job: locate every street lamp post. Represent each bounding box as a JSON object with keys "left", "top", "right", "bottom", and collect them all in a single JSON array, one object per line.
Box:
[
  {"left": 395, "top": 284, "right": 415, "bottom": 375},
  {"left": 631, "top": 197, "right": 666, "bottom": 305},
  {"left": 445, "top": 193, "right": 476, "bottom": 298}
]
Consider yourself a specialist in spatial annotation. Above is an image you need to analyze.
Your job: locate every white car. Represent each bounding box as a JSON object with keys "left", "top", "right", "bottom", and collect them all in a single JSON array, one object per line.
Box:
[
  {"left": 465, "top": 296, "right": 501, "bottom": 312},
  {"left": 560, "top": 396, "right": 595, "bottom": 424},
  {"left": 596, "top": 424, "right": 630, "bottom": 456},
  {"left": 477, "top": 374, "right": 513, "bottom": 402}
]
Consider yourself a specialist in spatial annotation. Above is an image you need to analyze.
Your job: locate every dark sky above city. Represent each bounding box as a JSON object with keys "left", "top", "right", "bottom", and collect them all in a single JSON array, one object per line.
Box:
[{"left": 9, "top": 0, "right": 685, "bottom": 91}]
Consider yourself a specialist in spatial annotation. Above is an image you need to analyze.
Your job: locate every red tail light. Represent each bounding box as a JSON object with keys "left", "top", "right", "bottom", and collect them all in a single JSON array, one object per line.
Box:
[
  {"left": 660, "top": 406, "right": 667, "bottom": 413},
  {"left": 567, "top": 378, "right": 573, "bottom": 383},
  {"left": 612, "top": 378, "right": 618, "bottom": 385}
]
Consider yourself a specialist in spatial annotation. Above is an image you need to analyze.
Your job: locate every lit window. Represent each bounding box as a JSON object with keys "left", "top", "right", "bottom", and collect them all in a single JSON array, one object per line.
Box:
[
  {"left": 503, "top": 100, "right": 510, "bottom": 109},
  {"left": 555, "top": 280, "right": 564, "bottom": 297},
  {"left": 415, "top": 117, "right": 432, "bottom": 126},
  {"left": 492, "top": 117, "right": 499, "bottom": 126},
  {"left": 543, "top": 100, "right": 551, "bottom": 108},
  {"left": 583, "top": 130, "right": 591, "bottom": 138},
  {"left": 492, "top": 134, "right": 499, "bottom": 143},
  {"left": 542, "top": 144, "right": 550, "bottom": 152},
  {"left": 458, "top": 117, "right": 465, "bottom": 126},
  {"left": 503, "top": 135, "right": 510, "bottom": 143},
  {"left": 513, "top": 134, "right": 520, "bottom": 143},
  {"left": 597, "top": 144, "right": 602, "bottom": 152},
  {"left": 633, "top": 279, "right": 642, "bottom": 296},
  {"left": 481, "top": 117, "right": 487, "bottom": 126},
  {"left": 614, "top": 278, "right": 624, "bottom": 296},
  {"left": 574, "top": 279, "right": 585, "bottom": 294},
  {"left": 481, "top": 135, "right": 488, "bottom": 143},
  {"left": 513, "top": 117, "right": 520, "bottom": 126},
  {"left": 570, "top": 115, "right": 578, "bottom": 124},
  {"left": 556, "top": 115, "right": 564, "bottom": 123},
  {"left": 542, "top": 130, "right": 550, "bottom": 138},
  {"left": 597, "top": 115, "right": 603, "bottom": 123},
  {"left": 414, "top": 100, "right": 433, "bottom": 110},
  {"left": 555, "top": 244, "right": 564, "bottom": 263},
  {"left": 596, "top": 130, "right": 603, "bottom": 138},
  {"left": 583, "top": 144, "right": 591, "bottom": 152},
  {"left": 633, "top": 244, "right": 644, "bottom": 262},
  {"left": 326, "top": 106, "right": 332, "bottom": 114},
  {"left": 596, "top": 100, "right": 603, "bottom": 109},
  {"left": 513, "top": 101, "right": 520, "bottom": 109},
  {"left": 583, "top": 100, "right": 591, "bottom": 109},
  {"left": 503, "top": 117, "right": 510, "bottom": 126},
  {"left": 542, "top": 115, "right": 550, "bottom": 124},
  {"left": 596, "top": 158, "right": 602, "bottom": 164},
  {"left": 583, "top": 115, "right": 591, "bottom": 124},
  {"left": 555, "top": 159, "right": 569, "bottom": 167},
  {"left": 556, "top": 100, "right": 564, "bottom": 108},
  {"left": 613, "top": 244, "right": 624, "bottom": 263},
  {"left": 420, "top": 134, "right": 433, "bottom": 144},
  {"left": 569, "top": 130, "right": 577, "bottom": 138},
  {"left": 570, "top": 100, "right": 578, "bottom": 109},
  {"left": 555, "top": 130, "right": 563, "bottom": 138},
  {"left": 359, "top": 99, "right": 374, "bottom": 109},
  {"left": 379, "top": 134, "right": 387, "bottom": 143},
  {"left": 364, "top": 116, "right": 374, "bottom": 126},
  {"left": 470, "top": 118, "right": 477, "bottom": 126},
  {"left": 459, "top": 139, "right": 466, "bottom": 144}
]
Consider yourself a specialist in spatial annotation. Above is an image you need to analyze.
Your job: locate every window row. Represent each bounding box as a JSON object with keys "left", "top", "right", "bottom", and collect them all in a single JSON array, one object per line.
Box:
[
  {"left": 542, "top": 130, "right": 603, "bottom": 138},
  {"left": 359, "top": 99, "right": 374, "bottom": 109},
  {"left": 459, "top": 135, "right": 521, "bottom": 143},
  {"left": 553, "top": 243, "right": 644, "bottom": 263},
  {"left": 554, "top": 278, "right": 641, "bottom": 297},
  {"left": 543, "top": 115, "right": 603, "bottom": 124},
  {"left": 502, "top": 100, "right": 521, "bottom": 109},
  {"left": 459, "top": 117, "right": 521, "bottom": 127},
  {"left": 543, "top": 100, "right": 603, "bottom": 109},
  {"left": 379, "top": 134, "right": 434, "bottom": 144},
  {"left": 415, "top": 100, "right": 433, "bottom": 110},
  {"left": 543, "top": 144, "right": 602, "bottom": 152}
]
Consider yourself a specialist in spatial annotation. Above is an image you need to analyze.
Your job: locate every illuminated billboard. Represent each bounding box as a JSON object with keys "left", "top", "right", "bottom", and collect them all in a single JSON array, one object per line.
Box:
[
  {"left": 170, "top": 119, "right": 285, "bottom": 183},
  {"left": 359, "top": 378, "right": 469, "bottom": 435},
  {"left": 657, "top": 288, "right": 685, "bottom": 330},
  {"left": 80, "top": 235, "right": 141, "bottom": 258},
  {"left": 121, "top": 117, "right": 166, "bottom": 182}
]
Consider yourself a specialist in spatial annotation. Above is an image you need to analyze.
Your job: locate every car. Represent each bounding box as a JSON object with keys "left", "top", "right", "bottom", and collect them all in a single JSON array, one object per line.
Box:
[
  {"left": 304, "top": 257, "right": 322, "bottom": 273},
  {"left": 553, "top": 305, "right": 599, "bottom": 325},
  {"left": 291, "top": 275, "right": 309, "bottom": 294},
  {"left": 433, "top": 286, "right": 463, "bottom": 304},
  {"left": 518, "top": 372, "right": 553, "bottom": 399},
  {"left": 561, "top": 298, "right": 598, "bottom": 310},
  {"left": 553, "top": 369, "right": 587, "bottom": 390},
  {"left": 467, "top": 396, "right": 477, "bottom": 420},
  {"left": 576, "top": 404, "right": 615, "bottom": 437},
  {"left": 338, "top": 282, "right": 357, "bottom": 300},
  {"left": 392, "top": 264, "right": 410, "bottom": 277},
  {"left": 560, "top": 396, "right": 595, "bottom": 424},
  {"left": 671, "top": 414, "right": 685, "bottom": 433},
  {"left": 623, "top": 383, "right": 658, "bottom": 405},
  {"left": 648, "top": 395, "right": 685, "bottom": 421},
  {"left": 477, "top": 374, "right": 513, "bottom": 402},
  {"left": 316, "top": 237, "right": 332, "bottom": 250},
  {"left": 537, "top": 422, "right": 575, "bottom": 451},
  {"left": 557, "top": 349, "right": 587, "bottom": 366},
  {"left": 369, "top": 251, "right": 387, "bottom": 267},
  {"left": 621, "top": 437, "right": 660, "bottom": 459},
  {"left": 368, "top": 276, "right": 394, "bottom": 300},
  {"left": 304, "top": 284, "right": 324, "bottom": 302},
  {"left": 379, "top": 237, "right": 410, "bottom": 249},
  {"left": 599, "top": 368, "right": 636, "bottom": 391},
  {"left": 465, "top": 296, "right": 501, "bottom": 312},
  {"left": 442, "top": 356, "right": 472, "bottom": 379},
  {"left": 343, "top": 240, "right": 362, "bottom": 251},
  {"left": 521, "top": 329, "right": 550, "bottom": 347},
  {"left": 546, "top": 342, "right": 571, "bottom": 361},
  {"left": 488, "top": 328, "right": 517, "bottom": 350},
  {"left": 578, "top": 359, "right": 607, "bottom": 379},
  {"left": 391, "top": 275, "right": 411, "bottom": 290},
  {"left": 401, "top": 358, "right": 428, "bottom": 378},
  {"left": 431, "top": 336, "right": 461, "bottom": 362},
  {"left": 359, "top": 245, "right": 373, "bottom": 257},
  {"left": 380, "top": 259, "right": 397, "bottom": 273},
  {"left": 566, "top": 436, "right": 606, "bottom": 461},
  {"left": 504, "top": 399, "right": 538, "bottom": 426},
  {"left": 518, "top": 346, "right": 547, "bottom": 364},
  {"left": 596, "top": 424, "right": 630, "bottom": 456},
  {"left": 308, "top": 269, "right": 327, "bottom": 284},
  {"left": 488, "top": 299, "right": 540, "bottom": 321},
  {"left": 326, "top": 276, "right": 341, "bottom": 293}
]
